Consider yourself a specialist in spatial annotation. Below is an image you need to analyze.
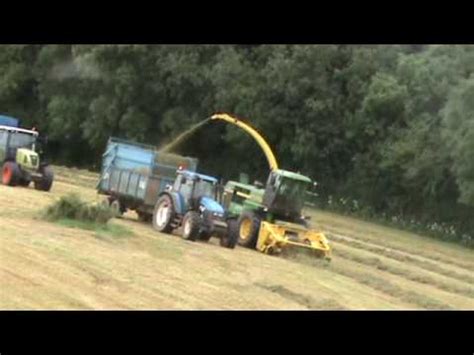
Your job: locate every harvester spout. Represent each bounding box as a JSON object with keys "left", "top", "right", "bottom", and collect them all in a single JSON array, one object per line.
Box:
[{"left": 210, "top": 113, "right": 279, "bottom": 171}]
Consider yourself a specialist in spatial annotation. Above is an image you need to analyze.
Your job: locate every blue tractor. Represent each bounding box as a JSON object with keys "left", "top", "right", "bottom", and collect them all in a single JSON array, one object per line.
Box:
[{"left": 152, "top": 169, "right": 238, "bottom": 248}]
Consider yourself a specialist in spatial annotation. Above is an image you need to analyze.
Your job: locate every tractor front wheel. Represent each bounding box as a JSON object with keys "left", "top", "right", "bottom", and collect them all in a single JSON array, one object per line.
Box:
[
  {"left": 182, "top": 211, "right": 201, "bottom": 241},
  {"left": 2, "top": 162, "right": 21, "bottom": 186},
  {"left": 220, "top": 219, "right": 239, "bottom": 249},
  {"left": 34, "top": 165, "right": 54, "bottom": 192},
  {"left": 237, "top": 211, "right": 261, "bottom": 248}
]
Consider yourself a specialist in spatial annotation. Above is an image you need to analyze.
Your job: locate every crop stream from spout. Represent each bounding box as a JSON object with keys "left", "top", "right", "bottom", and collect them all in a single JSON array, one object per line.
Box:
[{"left": 160, "top": 118, "right": 211, "bottom": 153}]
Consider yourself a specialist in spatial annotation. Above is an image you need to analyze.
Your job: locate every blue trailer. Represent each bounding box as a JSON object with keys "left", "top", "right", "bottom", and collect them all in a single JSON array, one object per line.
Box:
[
  {"left": 0, "top": 115, "right": 20, "bottom": 128},
  {"left": 98, "top": 137, "right": 237, "bottom": 248},
  {"left": 98, "top": 137, "right": 198, "bottom": 220}
]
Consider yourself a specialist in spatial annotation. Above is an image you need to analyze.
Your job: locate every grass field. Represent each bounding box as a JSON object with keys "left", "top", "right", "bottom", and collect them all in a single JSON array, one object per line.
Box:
[{"left": 1, "top": 166, "right": 473, "bottom": 309}]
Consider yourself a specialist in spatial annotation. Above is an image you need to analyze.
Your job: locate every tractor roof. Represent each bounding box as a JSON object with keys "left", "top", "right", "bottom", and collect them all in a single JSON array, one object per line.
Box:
[
  {"left": 0, "top": 125, "right": 38, "bottom": 136},
  {"left": 179, "top": 170, "right": 218, "bottom": 183},
  {"left": 274, "top": 169, "right": 312, "bottom": 183}
]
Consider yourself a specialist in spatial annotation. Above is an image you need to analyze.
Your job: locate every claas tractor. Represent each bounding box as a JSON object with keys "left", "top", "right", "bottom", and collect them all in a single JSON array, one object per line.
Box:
[
  {"left": 153, "top": 168, "right": 238, "bottom": 248},
  {"left": 0, "top": 115, "right": 53, "bottom": 191},
  {"left": 211, "top": 113, "right": 331, "bottom": 259}
]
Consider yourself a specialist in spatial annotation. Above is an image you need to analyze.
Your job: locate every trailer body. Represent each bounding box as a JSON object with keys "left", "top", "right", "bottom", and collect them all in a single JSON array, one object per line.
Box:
[
  {"left": 98, "top": 137, "right": 198, "bottom": 216},
  {"left": 0, "top": 115, "right": 20, "bottom": 128}
]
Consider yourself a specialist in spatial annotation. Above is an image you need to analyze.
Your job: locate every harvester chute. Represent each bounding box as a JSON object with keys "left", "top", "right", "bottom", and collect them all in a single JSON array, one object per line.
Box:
[{"left": 210, "top": 113, "right": 279, "bottom": 171}]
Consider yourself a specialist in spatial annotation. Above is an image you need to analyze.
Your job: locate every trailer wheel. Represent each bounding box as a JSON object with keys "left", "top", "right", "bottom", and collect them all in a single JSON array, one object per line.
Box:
[
  {"left": 237, "top": 211, "right": 261, "bottom": 248},
  {"left": 2, "top": 162, "right": 21, "bottom": 186},
  {"left": 153, "top": 195, "right": 175, "bottom": 233},
  {"left": 100, "top": 198, "right": 111, "bottom": 208},
  {"left": 100, "top": 197, "right": 124, "bottom": 218},
  {"left": 220, "top": 219, "right": 239, "bottom": 249},
  {"left": 182, "top": 211, "right": 201, "bottom": 241},
  {"left": 34, "top": 165, "right": 54, "bottom": 192},
  {"left": 110, "top": 200, "right": 124, "bottom": 217}
]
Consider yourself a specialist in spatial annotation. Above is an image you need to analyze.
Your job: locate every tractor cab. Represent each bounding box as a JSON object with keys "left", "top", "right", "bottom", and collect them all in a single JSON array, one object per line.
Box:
[
  {"left": 0, "top": 126, "right": 40, "bottom": 171},
  {"left": 263, "top": 169, "right": 312, "bottom": 221},
  {"left": 172, "top": 169, "right": 223, "bottom": 214},
  {"left": 0, "top": 116, "right": 53, "bottom": 191},
  {"left": 154, "top": 168, "right": 234, "bottom": 246}
]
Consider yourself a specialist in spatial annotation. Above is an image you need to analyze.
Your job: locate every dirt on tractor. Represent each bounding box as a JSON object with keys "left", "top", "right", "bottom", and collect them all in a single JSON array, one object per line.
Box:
[{"left": 0, "top": 166, "right": 473, "bottom": 309}]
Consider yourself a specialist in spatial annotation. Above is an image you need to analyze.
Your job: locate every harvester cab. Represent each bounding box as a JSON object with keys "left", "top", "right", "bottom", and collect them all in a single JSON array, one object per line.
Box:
[
  {"left": 0, "top": 116, "right": 53, "bottom": 191},
  {"left": 263, "top": 169, "right": 312, "bottom": 223},
  {"left": 153, "top": 169, "right": 238, "bottom": 248}
]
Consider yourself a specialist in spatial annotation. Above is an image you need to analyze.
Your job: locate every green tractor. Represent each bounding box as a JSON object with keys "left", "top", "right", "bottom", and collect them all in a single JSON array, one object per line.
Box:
[{"left": 0, "top": 117, "right": 54, "bottom": 191}]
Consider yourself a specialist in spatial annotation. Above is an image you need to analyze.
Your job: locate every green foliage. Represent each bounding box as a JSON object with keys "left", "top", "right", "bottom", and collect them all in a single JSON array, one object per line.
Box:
[
  {"left": 442, "top": 76, "right": 474, "bottom": 206},
  {"left": 1, "top": 44, "right": 473, "bottom": 246},
  {"left": 45, "top": 193, "right": 115, "bottom": 224}
]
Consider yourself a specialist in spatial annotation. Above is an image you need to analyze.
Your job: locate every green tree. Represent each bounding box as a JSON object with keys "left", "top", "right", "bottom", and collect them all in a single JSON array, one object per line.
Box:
[
  {"left": 442, "top": 76, "right": 474, "bottom": 206},
  {"left": 0, "top": 45, "right": 42, "bottom": 126}
]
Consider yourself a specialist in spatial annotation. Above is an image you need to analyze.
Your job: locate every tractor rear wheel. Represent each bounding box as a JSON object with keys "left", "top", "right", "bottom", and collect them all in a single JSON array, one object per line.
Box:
[
  {"left": 182, "top": 211, "right": 201, "bottom": 241},
  {"left": 153, "top": 195, "right": 175, "bottom": 233},
  {"left": 220, "top": 219, "right": 239, "bottom": 249},
  {"left": 2, "top": 162, "right": 21, "bottom": 186},
  {"left": 34, "top": 165, "right": 54, "bottom": 192},
  {"left": 237, "top": 211, "right": 261, "bottom": 248}
]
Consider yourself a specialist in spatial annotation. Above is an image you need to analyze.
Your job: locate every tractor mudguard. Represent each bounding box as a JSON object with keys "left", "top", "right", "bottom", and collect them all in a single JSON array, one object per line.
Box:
[{"left": 159, "top": 191, "right": 186, "bottom": 215}]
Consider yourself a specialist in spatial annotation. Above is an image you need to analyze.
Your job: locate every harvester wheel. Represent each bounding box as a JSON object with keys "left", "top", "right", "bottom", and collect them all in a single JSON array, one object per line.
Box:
[
  {"left": 220, "top": 219, "right": 239, "bottom": 249},
  {"left": 153, "top": 195, "right": 175, "bottom": 233},
  {"left": 34, "top": 165, "right": 54, "bottom": 192},
  {"left": 237, "top": 211, "right": 261, "bottom": 248},
  {"left": 2, "top": 162, "right": 21, "bottom": 186},
  {"left": 182, "top": 211, "right": 201, "bottom": 241}
]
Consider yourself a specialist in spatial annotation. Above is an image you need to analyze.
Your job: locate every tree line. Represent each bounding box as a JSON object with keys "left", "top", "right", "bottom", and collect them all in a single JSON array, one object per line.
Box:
[{"left": 0, "top": 44, "right": 472, "bottom": 244}]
